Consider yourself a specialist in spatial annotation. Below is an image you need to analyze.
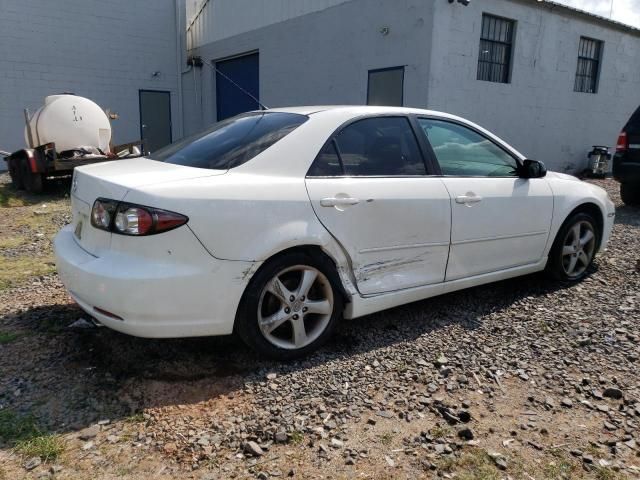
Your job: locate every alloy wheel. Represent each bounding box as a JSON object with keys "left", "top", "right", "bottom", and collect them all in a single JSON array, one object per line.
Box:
[
  {"left": 258, "top": 265, "right": 334, "bottom": 350},
  {"left": 561, "top": 220, "right": 596, "bottom": 278}
]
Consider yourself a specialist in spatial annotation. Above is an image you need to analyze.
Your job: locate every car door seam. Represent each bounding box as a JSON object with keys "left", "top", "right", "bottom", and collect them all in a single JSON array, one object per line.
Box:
[{"left": 451, "top": 230, "right": 549, "bottom": 245}]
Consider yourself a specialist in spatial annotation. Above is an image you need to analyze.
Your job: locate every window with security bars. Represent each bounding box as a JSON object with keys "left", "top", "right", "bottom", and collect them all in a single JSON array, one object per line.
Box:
[
  {"left": 574, "top": 37, "right": 602, "bottom": 93},
  {"left": 477, "top": 14, "right": 515, "bottom": 83}
]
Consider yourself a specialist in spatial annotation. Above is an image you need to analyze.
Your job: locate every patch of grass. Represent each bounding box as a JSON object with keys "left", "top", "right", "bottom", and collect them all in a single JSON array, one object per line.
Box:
[
  {"left": 594, "top": 467, "right": 628, "bottom": 480},
  {"left": 379, "top": 432, "right": 394, "bottom": 446},
  {"left": 0, "top": 181, "right": 69, "bottom": 209},
  {"left": 0, "top": 410, "right": 39, "bottom": 445},
  {"left": 439, "top": 449, "right": 500, "bottom": 480},
  {"left": 290, "top": 431, "right": 304, "bottom": 445},
  {"left": 114, "top": 465, "right": 135, "bottom": 476},
  {"left": 0, "top": 185, "right": 31, "bottom": 207},
  {"left": 430, "top": 425, "right": 452, "bottom": 439},
  {"left": 125, "top": 412, "right": 145, "bottom": 423},
  {"left": 0, "top": 255, "right": 56, "bottom": 290},
  {"left": 15, "top": 434, "right": 65, "bottom": 462},
  {"left": 544, "top": 449, "right": 577, "bottom": 479},
  {"left": 0, "top": 331, "right": 19, "bottom": 344},
  {"left": 0, "top": 236, "right": 25, "bottom": 250},
  {"left": 584, "top": 443, "right": 602, "bottom": 456},
  {"left": 543, "top": 459, "right": 576, "bottom": 479}
]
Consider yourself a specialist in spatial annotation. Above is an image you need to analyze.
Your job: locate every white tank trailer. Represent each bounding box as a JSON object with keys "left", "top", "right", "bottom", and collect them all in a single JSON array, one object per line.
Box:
[
  {"left": 3, "top": 94, "right": 142, "bottom": 193},
  {"left": 24, "top": 95, "right": 113, "bottom": 153}
]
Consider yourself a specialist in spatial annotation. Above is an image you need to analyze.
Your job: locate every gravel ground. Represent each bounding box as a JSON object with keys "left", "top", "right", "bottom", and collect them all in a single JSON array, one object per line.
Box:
[{"left": 0, "top": 174, "right": 638, "bottom": 479}]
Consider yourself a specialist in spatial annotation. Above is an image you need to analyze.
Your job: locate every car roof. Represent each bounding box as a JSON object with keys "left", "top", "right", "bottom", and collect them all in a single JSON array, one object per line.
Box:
[{"left": 265, "top": 105, "right": 461, "bottom": 118}]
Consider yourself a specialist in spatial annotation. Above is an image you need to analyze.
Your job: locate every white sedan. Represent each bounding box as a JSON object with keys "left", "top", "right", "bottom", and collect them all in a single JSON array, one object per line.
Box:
[{"left": 54, "top": 106, "right": 615, "bottom": 358}]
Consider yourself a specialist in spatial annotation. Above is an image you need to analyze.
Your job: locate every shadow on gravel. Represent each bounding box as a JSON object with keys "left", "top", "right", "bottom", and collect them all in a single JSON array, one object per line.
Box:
[
  {"left": 614, "top": 204, "right": 640, "bottom": 227},
  {"left": 1, "top": 265, "right": 584, "bottom": 437}
]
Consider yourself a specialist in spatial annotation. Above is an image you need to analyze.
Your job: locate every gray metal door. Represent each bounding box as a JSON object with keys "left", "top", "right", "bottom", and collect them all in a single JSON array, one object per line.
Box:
[{"left": 139, "top": 90, "right": 172, "bottom": 154}]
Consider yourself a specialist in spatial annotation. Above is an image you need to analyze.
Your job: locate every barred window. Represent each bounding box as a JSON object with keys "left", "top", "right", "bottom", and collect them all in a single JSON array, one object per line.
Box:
[
  {"left": 574, "top": 37, "right": 602, "bottom": 93},
  {"left": 477, "top": 14, "right": 515, "bottom": 84}
]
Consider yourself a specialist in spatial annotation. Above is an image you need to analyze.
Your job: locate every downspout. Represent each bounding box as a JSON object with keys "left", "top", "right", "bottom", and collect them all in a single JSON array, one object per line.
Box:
[{"left": 175, "top": 0, "right": 186, "bottom": 139}]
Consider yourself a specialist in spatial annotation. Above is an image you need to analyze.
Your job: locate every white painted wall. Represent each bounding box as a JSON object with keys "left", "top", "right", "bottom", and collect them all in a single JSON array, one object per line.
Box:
[
  {"left": 186, "top": 0, "right": 435, "bottom": 134},
  {"left": 427, "top": 0, "right": 640, "bottom": 172},
  {"left": 0, "top": 0, "right": 184, "bottom": 163},
  {"left": 185, "top": 0, "right": 640, "bottom": 172},
  {"left": 186, "top": 0, "right": 351, "bottom": 49}
]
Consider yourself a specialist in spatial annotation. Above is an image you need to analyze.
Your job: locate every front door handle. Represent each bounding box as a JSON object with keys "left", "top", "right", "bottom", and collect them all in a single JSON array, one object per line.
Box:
[
  {"left": 455, "top": 194, "right": 483, "bottom": 205},
  {"left": 320, "top": 197, "right": 360, "bottom": 207}
]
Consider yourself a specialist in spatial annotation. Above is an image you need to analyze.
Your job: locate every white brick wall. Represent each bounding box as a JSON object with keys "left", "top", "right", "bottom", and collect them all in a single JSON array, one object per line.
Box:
[{"left": 0, "top": 0, "right": 183, "bottom": 165}]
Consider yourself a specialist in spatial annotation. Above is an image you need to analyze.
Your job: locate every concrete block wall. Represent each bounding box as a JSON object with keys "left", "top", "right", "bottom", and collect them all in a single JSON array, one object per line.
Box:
[
  {"left": 428, "top": 0, "right": 640, "bottom": 172},
  {"left": 0, "top": 0, "right": 183, "bottom": 166}
]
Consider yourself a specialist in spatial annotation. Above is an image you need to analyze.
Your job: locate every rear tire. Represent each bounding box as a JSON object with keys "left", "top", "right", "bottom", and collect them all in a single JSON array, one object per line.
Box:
[
  {"left": 235, "top": 252, "right": 343, "bottom": 360},
  {"left": 620, "top": 183, "right": 640, "bottom": 206},
  {"left": 20, "top": 161, "right": 43, "bottom": 194},
  {"left": 8, "top": 159, "right": 24, "bottom": 190},
  {"left": 546, "top": 212, "right": 599, "bottom": 282}
]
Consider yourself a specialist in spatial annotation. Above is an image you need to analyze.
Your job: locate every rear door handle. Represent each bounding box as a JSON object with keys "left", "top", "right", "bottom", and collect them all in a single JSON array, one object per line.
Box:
[
  {"left": 455, "top": 195, "right": 483, "bottom": 205},
  {"left": 320, "top": 197, "right": 360, "bottom": 207}
]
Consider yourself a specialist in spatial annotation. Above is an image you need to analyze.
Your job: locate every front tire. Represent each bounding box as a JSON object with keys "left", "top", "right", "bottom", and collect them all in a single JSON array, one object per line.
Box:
[
  {"left": 235, "top": 252, "right": 343, "bottom": 360},
  {"left": 620, "top": 183, "right": 640, "bottom": 206},
  {"left": 546, "top": 212, "right": 599, "bottom": 281}
]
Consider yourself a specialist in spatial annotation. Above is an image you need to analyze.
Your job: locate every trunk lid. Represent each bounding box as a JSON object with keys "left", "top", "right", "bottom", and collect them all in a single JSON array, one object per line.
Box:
[{"left": 70, "top": 158, "right": 225, "bottom": 256}]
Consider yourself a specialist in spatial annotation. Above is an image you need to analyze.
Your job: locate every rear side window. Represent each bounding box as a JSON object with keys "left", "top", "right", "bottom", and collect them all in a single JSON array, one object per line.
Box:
[
  {"left": 307, "top": 141, "right": 343, "bottom": 176},
  {"left": 153, "top": 112, "right": 307, "bottom": 170},
  {"left": 308, "top": 116, "right": 426, "bottom": 176}
]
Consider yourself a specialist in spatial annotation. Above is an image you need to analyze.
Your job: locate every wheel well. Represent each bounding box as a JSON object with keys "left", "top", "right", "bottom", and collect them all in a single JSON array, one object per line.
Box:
[
  {"left": 259, "top": 245, "right": 351, "bottom": 303},
  {"left": 568, "top": 203, "right": 604, "bottom": 248}
]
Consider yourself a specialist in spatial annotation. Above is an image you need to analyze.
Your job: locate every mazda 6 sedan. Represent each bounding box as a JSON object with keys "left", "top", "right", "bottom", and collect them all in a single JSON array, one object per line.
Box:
[{"left": 54, "top": 106, "right": 615, "bottom": 359}]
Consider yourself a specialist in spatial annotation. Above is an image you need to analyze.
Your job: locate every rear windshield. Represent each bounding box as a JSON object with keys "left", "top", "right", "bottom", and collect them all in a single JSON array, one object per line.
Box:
[{"left": 152, "top": 112, "right": 308, "bottom": 170}]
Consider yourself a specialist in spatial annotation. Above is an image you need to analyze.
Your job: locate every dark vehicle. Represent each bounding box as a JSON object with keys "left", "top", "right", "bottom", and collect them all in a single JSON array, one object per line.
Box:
[{"left": 613, "top": 106, "right": 640, "bottom": 205}]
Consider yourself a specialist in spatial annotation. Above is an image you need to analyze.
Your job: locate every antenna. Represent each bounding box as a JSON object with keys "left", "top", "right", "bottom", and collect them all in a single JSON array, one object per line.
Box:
[{"left": 201, "top": 59, "right": 269, "bottom": 111}]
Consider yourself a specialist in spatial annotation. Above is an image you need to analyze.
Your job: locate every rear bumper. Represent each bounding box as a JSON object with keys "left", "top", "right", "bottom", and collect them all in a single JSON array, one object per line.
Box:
[{"left": 54, "top": 225, "right": 257, "bottom": 338}]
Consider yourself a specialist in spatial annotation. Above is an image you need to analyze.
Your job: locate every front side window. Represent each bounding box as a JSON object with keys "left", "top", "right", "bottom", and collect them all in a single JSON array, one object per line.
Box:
[
  {"left": 477, "top": 13, "right": 515, "bottom": 84},
  {"left": 418, "top": 119, "right": 518, "bottom": 177},
  {"left": 574, "top": 37, "right": 603, "bottom": 94},
  {"left": 308, "top": 117, "right": 426, "bottom": 176},
  {"left": 153, "top": 112, "right": 307, "bottom": 170}
]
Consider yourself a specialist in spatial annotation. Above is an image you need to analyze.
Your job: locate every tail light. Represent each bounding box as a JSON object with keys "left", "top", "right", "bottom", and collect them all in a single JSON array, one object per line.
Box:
[
  {"left": 616, "top": 131, "right": 628, "bottom": 152},
  {"left": 91, "top": 198, "right": 188, "bottom": 236}
]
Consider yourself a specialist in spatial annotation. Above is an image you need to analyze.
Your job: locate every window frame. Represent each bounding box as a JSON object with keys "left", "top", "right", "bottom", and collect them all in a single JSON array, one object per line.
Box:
[
  {"left": 477, "top": 13, "right": 516, "bottom": 84},
  {"left": 367, "top": 66, "right": 405, "bottom": 107},
  {"left": 574, "top": 36, "right": 603, "bottom": 94},
  {"left": 305, "top": 114, "right": 438, "bottom": 178},
  {"left": 415, "top": 116, "right": 524, "bottom": 178}
]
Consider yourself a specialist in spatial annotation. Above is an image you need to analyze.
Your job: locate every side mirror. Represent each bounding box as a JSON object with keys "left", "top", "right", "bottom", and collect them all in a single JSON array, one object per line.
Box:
[{"left": 520, "top": 159, "right": 547, "bottom": 179}]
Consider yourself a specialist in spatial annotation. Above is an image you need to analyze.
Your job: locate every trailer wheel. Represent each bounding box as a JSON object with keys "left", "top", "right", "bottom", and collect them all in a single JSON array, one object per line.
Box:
[
  {"left": 8, "top": 159, "right": 25, "bottom": 190},
  {"left": 20, "top": 160, "right": 44, "bottom": 194}
]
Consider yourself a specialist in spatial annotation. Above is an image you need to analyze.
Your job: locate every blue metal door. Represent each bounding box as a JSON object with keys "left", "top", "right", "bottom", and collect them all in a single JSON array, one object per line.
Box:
[{"left": 216, "top": 52, "right": 259, "bottom": 121}]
